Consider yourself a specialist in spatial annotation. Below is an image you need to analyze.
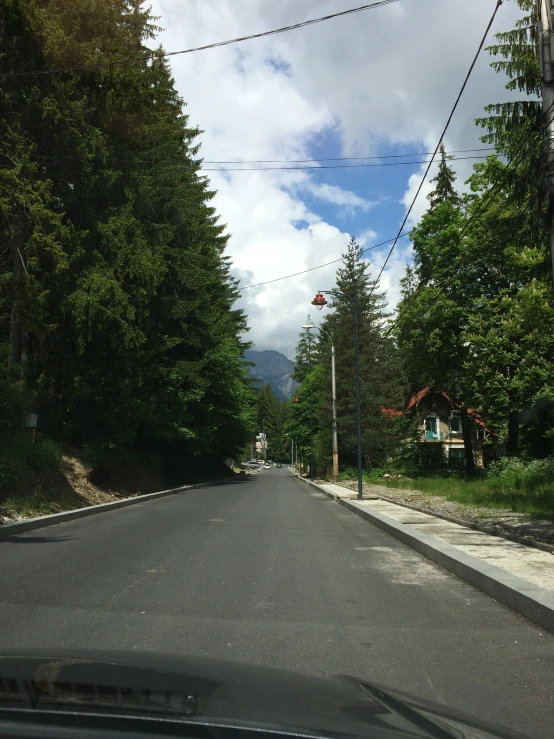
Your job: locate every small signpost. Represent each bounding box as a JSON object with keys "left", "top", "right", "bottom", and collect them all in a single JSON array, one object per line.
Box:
[{"left": 25, "top": 413, "right": 38, "bottom": 442}]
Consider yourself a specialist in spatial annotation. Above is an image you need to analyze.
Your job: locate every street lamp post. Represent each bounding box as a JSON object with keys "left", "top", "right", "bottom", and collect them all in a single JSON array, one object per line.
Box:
[
  {"left": 311, "top": 280, "right": 364, "bottom": 501},
  {"left": 303, "top": 322, "right": 338, "bottom": 483},
  {"left": 307, "top": 330, "right": 315, "bottom": 482}
]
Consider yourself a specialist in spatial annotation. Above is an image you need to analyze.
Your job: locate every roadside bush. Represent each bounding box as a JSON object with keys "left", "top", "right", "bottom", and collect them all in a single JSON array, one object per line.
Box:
[
  {"left": 486, "top": 457, "right": 554, "bottom": 493},
  {"left": 0, "top": 377, "right": 24, "bottom": 445},
  {"left": 0, "top": 435, "right": 62, "bottom": 497},
  {"left": 339, "top": 466, "right": 358, "bottom": 480},
  {"left": 339, "top": 467, "right": 396, "bottom": 483}
]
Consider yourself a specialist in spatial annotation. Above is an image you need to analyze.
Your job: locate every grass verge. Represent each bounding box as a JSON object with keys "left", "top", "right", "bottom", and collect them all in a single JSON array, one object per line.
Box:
[{"left": 339, "top": 460, "right": 554, "bottom": 520}]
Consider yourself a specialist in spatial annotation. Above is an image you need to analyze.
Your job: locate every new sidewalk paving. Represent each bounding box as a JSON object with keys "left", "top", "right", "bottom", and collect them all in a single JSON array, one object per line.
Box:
[{"left": 295, "top": 474, "right": 554, "bottom": 632}]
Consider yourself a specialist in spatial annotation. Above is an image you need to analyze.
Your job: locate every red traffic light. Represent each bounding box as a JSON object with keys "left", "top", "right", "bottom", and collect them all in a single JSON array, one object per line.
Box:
[{"left": 311, "top": 292, "right": 328, "bottom": 311}]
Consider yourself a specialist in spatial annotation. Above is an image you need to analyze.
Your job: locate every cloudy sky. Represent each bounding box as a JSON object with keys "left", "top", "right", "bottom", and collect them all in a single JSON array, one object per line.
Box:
[{"left": 147, "top": 0, "right": 525, "bottom": 358}]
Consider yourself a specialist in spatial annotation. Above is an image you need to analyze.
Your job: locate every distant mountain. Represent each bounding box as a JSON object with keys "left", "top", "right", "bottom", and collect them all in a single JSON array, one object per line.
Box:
[{"left": 243, "top": 349, "right": 297, "bottom": 401}]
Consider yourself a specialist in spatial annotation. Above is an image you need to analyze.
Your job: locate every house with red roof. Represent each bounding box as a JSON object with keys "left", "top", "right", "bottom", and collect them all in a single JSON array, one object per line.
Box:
[{"left": 405, "top": 387, "right": 497, "bottom": 468}]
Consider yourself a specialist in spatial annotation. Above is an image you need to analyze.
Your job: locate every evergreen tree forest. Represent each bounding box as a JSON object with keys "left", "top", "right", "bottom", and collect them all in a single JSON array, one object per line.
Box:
[{"left": 0, "top": 0, "right": 255, "bottom": 492}]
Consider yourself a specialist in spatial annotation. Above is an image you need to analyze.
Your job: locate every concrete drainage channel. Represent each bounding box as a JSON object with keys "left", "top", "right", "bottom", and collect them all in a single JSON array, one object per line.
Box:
[
  {"left": 0, "top": 477, "right": 237, "bottom": 540},
  {"left": 294, "top": 472, "right": 554, "bottom": 633}
]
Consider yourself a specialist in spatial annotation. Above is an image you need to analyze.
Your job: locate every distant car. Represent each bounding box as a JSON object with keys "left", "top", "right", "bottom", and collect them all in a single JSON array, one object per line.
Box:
[
  {"left": 276, "top": 463, "right": 282, "bottom": 468},
  {"left": 263, "top": 463, "right": 271, "bottom": 469}
]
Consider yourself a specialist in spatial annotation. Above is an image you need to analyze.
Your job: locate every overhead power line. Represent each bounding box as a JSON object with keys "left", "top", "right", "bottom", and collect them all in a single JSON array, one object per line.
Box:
[
  {"left": 202, "top": 155, "right": 493, "bottom": 172},
  {"left": 29, "top": 147, "right": 496, "bottom": 167},
  {"left": 0, "top": 0, "right": 401, "bottom": 79},
  {"left": 201, "top": 147, "right": 496, "bottom": 164},
  {"left": 369, "top": 0, "right": 504, "bottom": 296},
  {"left": 238, "top": 232, "right": 411, "bottom": 291},
  {"left": 28, "top": 153, "right": 495, "bottom": 173}
]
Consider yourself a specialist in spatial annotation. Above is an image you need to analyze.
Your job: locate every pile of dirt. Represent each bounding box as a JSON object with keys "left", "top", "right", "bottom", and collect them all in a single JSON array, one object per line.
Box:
[{"left": 337, "top": 479, "right": 554, "bottom": 548}]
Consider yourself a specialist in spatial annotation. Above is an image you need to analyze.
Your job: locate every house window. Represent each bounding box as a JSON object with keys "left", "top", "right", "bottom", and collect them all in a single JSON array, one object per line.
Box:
[
  {"left": 449, "top": 447, "right": 465, "bottom": 468},
  {"left": 449, "top": 411, "right": 462, "bottom": 434},
  {"left": 425, "top": 417, "right": 438, "bottom": 438}
]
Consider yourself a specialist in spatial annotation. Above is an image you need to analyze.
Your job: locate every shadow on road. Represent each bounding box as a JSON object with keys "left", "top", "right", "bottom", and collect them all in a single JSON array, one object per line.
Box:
[
  {"left": 206, "top": 475, "right": 257, "bottom": 487},
  {"left": 2, "top": 534, "right": 77, "bottom": 544}
]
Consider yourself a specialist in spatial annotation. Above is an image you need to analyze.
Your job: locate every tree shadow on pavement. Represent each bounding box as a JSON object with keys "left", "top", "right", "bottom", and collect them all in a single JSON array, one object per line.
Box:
[
  {"left": 1, "top": 534, "right": 77, "bottom": 544},
  {"left": 208, "top": 475, "right": 256, "bottom": 486}
]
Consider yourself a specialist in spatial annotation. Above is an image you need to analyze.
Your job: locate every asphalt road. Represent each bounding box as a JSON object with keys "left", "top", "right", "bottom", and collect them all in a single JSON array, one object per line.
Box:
[{"left": 1, "top": 468, "right": 553, "bottom": 737}]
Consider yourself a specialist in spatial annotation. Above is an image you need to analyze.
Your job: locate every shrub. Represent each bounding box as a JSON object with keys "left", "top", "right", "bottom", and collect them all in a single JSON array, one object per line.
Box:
[{"left": 0, "top": 435, "right": 62, "bottom": 496}]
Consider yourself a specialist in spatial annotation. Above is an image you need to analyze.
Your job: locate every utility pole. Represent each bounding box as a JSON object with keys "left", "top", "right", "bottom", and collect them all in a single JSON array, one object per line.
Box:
[
  {"left": 308, "top": 332, "right": 315, "bottom": 482},
  {"left": 330, "top": 341, "right": 339, "bottom": 484},
  {"left": 353, "top": 278, "right": 363, "bottom": 501},
  {"left": 538, "top": 0, "right": 554, "bottom": 287}
]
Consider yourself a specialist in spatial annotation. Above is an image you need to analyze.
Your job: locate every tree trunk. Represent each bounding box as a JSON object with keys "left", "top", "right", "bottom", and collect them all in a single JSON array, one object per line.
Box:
[
  {"left": 506, "top": 410, "right": 520, "bottom": 456},
  {"left": 460, "top": 408, "right": 476, "bottom": 477},
  {"left": 8, "top": 238, "right": 25, "bottom": 377},
  {"left": 8, "top": 303, "right": 22, "bottom": 373}
]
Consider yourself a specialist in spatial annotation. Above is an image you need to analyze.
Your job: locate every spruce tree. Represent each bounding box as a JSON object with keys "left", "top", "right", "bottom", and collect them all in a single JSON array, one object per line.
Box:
[{"left": 427, "top": 144, "right": 462, "bottom": 210}]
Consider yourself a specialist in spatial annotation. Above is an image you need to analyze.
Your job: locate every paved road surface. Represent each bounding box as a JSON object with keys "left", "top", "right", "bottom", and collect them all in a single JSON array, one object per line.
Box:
[{"left": 1, "top": 468, "right": 553, "bottom": 737}]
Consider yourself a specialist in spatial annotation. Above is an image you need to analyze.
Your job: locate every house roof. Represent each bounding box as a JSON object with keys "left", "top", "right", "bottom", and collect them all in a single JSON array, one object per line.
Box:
[
  {"left": 406, "top": 387, "right": 455, "bottom": 411},
  {"left": 406, "top": 387, "right": 493, "bottom": 434},
  {"left": 380, "top": 407, "right": 403, "bottom": 418}
]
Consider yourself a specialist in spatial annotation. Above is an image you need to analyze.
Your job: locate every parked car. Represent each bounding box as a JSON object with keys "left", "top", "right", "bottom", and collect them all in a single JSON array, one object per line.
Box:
[
  {"left": 245, "top": 461, "right": 258, "bottom": 469},
  {"left": 263, "top": 463, "right": 271, "bottom": 469}
]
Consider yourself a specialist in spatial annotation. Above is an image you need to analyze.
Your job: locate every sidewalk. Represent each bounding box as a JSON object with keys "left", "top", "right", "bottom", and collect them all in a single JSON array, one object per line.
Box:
[{"left": 294, "top": 473, "right": 554, "bottom": 631}]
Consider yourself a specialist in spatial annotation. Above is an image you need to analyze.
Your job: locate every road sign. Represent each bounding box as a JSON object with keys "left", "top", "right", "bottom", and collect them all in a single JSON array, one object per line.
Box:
[{"left": 25, "top": 414, "right": 38, "bottom": 429}]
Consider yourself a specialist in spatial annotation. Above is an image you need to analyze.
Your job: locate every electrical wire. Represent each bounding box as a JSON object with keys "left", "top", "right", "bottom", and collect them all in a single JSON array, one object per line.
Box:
[
  {"left": 0, "top": 0, "right": 401, "bottom": 80},
  {"left": 368, "top": 0, "right": 504, "bottom": 298},
  {"left": 201, "top": 155, "right": 493, "bottom": 172},
  {"left": 238, "top": 232, "right": 411, "bottom": 291},
  {"left": 202, "top": 147, "right": 497, "bottom": 164},
  {"left": 27, "top": 146, "right": 496, "bottom": 172}
]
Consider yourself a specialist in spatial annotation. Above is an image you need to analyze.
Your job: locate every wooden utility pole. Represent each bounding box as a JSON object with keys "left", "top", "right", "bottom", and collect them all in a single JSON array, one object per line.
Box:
[{"left": 538, "top": 0, "right": 554, "bottom": 286}]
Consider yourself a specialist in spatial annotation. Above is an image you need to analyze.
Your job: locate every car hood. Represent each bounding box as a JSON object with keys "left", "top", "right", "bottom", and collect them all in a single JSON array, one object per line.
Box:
[{"left": 0, "top": 650, "right": 527, "bottom": 739}]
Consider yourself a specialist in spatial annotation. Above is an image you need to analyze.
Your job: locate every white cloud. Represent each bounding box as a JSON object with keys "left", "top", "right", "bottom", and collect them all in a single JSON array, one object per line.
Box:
[
  {"left": 148, "top": 0, "right": 529, "bottom": 357},
  {"left": 302, "top": 182, "right": 377, "bottom": 212}
]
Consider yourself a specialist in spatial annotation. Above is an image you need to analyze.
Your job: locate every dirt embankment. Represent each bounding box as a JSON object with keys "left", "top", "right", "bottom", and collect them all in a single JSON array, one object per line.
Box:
[
  {"left": 0, "top": 453, "right": 164, "bottom": 523},
  {"left": 0, "top": 453, "right": 236, "bottom": 523}
]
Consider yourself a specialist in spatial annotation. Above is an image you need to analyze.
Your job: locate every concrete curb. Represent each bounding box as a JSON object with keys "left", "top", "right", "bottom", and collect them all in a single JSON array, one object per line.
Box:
[
  {"left": 0, "top": 475, "right": 238, "bottom": 540},
  {"left": 362, "top": 489, "right": 554, "bottom": 555},
  {"left": 294, "top": 473, "right": 554, "bottom": 632}
]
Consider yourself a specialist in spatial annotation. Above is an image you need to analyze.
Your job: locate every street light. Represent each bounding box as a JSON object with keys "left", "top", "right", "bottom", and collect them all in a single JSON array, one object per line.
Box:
[
  {"left": 303, "top": 322, "right": 338, "bottom": 483},
  {"left": 311, "top": 280, "right": 364, "bottom": 501}
]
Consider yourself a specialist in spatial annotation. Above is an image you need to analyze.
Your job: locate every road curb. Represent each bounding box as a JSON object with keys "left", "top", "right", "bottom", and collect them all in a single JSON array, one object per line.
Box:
[
  {"left": 0, "top": 475, "right": 238, "bottom": 540},
  {"left": 293, "top": 473, "right": 554, "bottom": 632},
  {"left": 355, "top": 488, "right": 554, "bottom": 555}
]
